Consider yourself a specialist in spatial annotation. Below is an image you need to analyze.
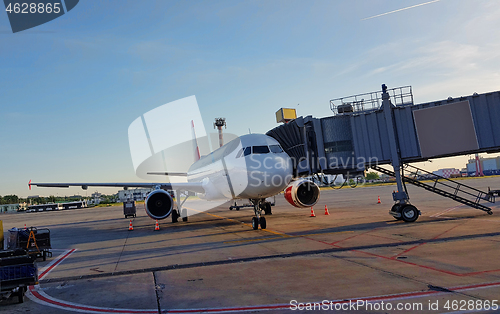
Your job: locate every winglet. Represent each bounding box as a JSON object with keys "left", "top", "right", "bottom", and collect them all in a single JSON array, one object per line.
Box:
[
  {"left": 28, "top": 180, "right": 32, "bottom": 190},
  {"left": 191, "top": 120, "right": 201, "bottom": 162}
]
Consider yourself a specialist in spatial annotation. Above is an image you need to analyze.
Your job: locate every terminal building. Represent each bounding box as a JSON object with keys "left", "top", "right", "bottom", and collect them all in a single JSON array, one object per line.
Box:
[
  {"left": 0, "top": 203, "right": 25, "bottom": 213},
  {"left": 118, "top": 188, "right": 153, "bottom": 202},
  {"left": 466, "top": 156, "right": 500, "bottom": 176},
  {"left": 432, "top": 168, "right": 461, "bottom": 178}
]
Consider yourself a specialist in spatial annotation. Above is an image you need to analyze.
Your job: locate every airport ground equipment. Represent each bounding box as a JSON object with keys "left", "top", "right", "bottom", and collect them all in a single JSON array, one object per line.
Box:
[
  {"left": 123, "top": 200, "right": 137, "bottom": 218},
  {"left": 372, "top": 164, "right": 495, "bottom": 221},
  {"left": 229, "top": 196, "right": 275, "bottom": 214},
  {"left": 267, "top": 84, "right": 500, "bottom": 222},
  {"left": 7, "top": 227, "right": 52, "bottom": 261},
  {"left": 0, "top": 249, "right": 38, "bottom": 303}
]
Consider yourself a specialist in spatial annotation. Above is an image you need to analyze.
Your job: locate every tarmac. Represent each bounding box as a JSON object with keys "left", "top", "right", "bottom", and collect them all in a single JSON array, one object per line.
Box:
[{"left": 1, "top": 175, "right": 500, "bottom": 313}]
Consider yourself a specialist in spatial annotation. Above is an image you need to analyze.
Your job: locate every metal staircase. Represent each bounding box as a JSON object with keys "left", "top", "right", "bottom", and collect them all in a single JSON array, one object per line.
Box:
[{"left": 372, "top": 164, "right": 495, "bottom": 214}]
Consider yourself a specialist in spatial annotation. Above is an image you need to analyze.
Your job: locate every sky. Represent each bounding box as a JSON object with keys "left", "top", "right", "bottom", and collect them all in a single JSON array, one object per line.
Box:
[{"left": 1, "top": 0, "right": 500, "bottom": 197}]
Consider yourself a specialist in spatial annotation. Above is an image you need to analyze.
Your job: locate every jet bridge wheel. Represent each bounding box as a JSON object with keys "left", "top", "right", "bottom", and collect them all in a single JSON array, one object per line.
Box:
[
  {"left": 401, "top": 204, "right": 419, "bottom": 223},
  {"left": 251, "top": 217, "right": 259, "bottom": 230},
  {"left": 391, "top": 204, "right": 403, "bottom": 220}
]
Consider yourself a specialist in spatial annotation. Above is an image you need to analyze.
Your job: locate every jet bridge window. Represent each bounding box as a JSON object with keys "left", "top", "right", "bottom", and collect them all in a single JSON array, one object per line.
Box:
[
  {"left": 270, "top": 145, "right": 283, "bottom": 153},
  {"left": 252, "top": 146, "right": 270, "bottom": 154}
]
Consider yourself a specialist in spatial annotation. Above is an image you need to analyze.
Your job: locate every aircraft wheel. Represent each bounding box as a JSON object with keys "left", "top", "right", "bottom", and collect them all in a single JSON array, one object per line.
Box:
[
  {"left": 259, "top": 217, "right": 267, "bottom": 229},
  {"left": 391, "top": 204, "right": 402, "bottom": 220},
  {"left": 401, "top": 205, "right": 419, "bottom": 223},
  {"left": 171, "top": 210, "right": 179, "bottom": 223},
  {"left": 264, "top": 203, "right": 272, "bottom": 215},
  {"left": 229, "top": 207, "right": 233, "bottom": 210},
  {"left": 251, "top": 217, "right": 259, "bottom": 230},
  {"left": 182, "top": 217, "right": 188, "bottom": 222}
]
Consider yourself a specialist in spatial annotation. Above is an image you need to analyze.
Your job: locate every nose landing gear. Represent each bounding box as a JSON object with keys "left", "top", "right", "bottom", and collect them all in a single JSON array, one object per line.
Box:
[{"left": 250, "top": 199, "right": 268, "bottom": 230}]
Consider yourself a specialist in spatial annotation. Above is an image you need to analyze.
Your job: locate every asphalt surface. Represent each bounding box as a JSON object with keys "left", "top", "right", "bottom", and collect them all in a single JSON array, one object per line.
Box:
[{"left": 1, "top": 176, "right": 500, "bottom": 313}]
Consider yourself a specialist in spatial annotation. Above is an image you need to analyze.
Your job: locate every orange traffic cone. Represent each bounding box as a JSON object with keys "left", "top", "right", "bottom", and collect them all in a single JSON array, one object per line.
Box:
[
  {"left": 310, "top": 207, "right": 316, "bottom": 217},
  {"left": 324, "top": 205, "right": 330, "bottom": 215},
  {"left": 128, "top": 219, "right": 133, "bottom": 231},
  {"left": 377, "top": 196, "right": 381, "bottom": 204},
  {"left": 154, "top": 220, "right": 160, "bottom": 231}
]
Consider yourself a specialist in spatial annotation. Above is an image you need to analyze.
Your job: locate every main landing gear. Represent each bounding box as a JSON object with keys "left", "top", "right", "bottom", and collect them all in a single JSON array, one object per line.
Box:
[
  {"left": 172, "top": 190, "right": 190, "bottom": 223},
  {"left": 250, "top": 199, "right": 269, "bottom": 230}
]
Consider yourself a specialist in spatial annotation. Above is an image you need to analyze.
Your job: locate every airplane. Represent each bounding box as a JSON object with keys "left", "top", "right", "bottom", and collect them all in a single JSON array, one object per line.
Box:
[{"left": 29, "top": 133, "right": 321, "bottom": 230}]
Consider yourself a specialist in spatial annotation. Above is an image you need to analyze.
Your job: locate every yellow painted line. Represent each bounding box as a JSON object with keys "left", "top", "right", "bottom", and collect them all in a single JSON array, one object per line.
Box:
[
  {"left": 184, "top": 206, "right": 290, "bottom": 237},
  {"left": 223, "top": 230, "right": 355, "bottom": 244},
  {"left": 184, "top": 207, "right": 354, "bottom": 242},
  {"left": 298, "top": 230, "right": 355, "bottom": 237},
  {"left": 224, "top": 237, "right": 281, "bottom": 244}
]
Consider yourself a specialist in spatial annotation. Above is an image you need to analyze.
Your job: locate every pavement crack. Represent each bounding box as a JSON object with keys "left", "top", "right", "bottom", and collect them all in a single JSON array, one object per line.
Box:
[
  {"left": 328, "top": 254, "right": 486, "bottom": 300},
  {"left": 114, "top": 224, "right": 132, "bottom": 273},
  {"left": 153, "top": 271, "right": 162, "bottom": 314},
  {"left": 428, "top": 284, "right": 453, "bottom": 293}
]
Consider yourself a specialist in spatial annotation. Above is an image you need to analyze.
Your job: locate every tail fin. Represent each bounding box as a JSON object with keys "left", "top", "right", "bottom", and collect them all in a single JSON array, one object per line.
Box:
[{"left": 192, "top": 120, "right": 201, "bottom": 162}]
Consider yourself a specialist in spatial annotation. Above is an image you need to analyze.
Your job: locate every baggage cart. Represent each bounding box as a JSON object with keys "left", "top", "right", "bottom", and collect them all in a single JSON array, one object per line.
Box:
[
  {"left": 8, "top": 227, "right": 52, "bottom": 261},
  {"left": 123, "top": 200, "right": 137, "bottom": 218},
  {"left": 0, "top": 250, "right": 38, "bottom": 303}
]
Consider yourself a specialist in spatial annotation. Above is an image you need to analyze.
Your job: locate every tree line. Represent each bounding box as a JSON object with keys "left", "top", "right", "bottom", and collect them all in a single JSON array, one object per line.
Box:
[{"left": 0, "top": 194, "right": 118, "bottom": 205}]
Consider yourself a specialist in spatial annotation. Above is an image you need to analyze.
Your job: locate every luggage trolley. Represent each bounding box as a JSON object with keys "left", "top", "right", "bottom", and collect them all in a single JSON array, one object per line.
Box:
[
  {"left": 0, "top": 249, "right": 38, "bottom": 303},
  {"left": 8, "top": 227, "right": 52, "bottom": 261}
]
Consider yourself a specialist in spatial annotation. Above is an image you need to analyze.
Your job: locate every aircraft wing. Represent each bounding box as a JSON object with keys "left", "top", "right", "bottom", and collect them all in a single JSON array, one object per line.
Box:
[
  {"left": 28, "top": 181, "right": 205, "bottom": 193},
  {"left": 147, "top": 172, "right": 188, "bottom": 176}
]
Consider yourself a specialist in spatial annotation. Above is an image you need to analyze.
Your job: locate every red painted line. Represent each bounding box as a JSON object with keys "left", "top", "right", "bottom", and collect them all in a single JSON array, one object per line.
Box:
[
  {"left": 165, "top": 304, "right": 291, "bottom": 313},
  {"left": 366, "top": 233, "right": 405, "bottom": 242},
  {"left": 330, "top": 228, "right": 380, "bottom": 245},
  {"left": 348, "top": 246, "right": 500, "bottom": 277},
  {"left": 453, "top": 281, "right": 500, "bottom": 291},
  {"left": 430, "top": 205, "right": 464, "bottom": 218},
  {"left": 391, "top": 223, "right": 462, "bottom": 260},
  {"left": 29, "top": 280, "right": 500, "bottom": 314},
  {"left": 163, "top": 281, "right": 500, "bottom": 313},
  {"left": 39, "top": 249, "right": 76, "bottom": 279},
  {"left": 29, "top": 286, "right": 157, "bottom": 313},
  {"left": 27, "top": 247, "right": 500, "bottom": 314},
  {"left": 294, "top": 223, "right": 500, "bottom": 277},
  {"left": 460, "top": 268, "right": 500, "bottom": 277}
]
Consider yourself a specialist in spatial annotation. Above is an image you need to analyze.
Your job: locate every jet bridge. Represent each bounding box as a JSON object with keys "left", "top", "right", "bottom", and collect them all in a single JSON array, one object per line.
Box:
[{"left": 266, "top": 84, "right": 500, "bottom": 222}]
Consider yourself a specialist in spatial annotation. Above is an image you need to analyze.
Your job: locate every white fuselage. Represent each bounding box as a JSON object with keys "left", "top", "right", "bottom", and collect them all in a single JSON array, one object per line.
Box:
[{"left": 186, "top": 134, "right": 293, "bottom": 200}]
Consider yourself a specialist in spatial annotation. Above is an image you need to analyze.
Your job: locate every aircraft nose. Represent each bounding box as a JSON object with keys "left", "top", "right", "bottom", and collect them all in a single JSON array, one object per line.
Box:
[
  {"left": 270, "top": 155, "right": 294, "bottom": 188},
  {"left": 244, "top": 154, "right": 293, "bottom": 194}
]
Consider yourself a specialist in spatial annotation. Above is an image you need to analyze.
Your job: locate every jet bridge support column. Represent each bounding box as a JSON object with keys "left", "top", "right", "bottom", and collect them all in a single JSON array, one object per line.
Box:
[{"left": 381, "top": 84, "right": 420, "bottom": 222}]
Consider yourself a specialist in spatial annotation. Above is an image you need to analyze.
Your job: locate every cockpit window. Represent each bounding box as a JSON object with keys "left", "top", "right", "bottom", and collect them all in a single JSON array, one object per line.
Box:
[
  {"left": 252, "top": 146, "right": 270, "bottom": 154},
  {"left": 243, "top": 147, "right": 252, "bottom": 156},
  {"left": 270, "top": 145, "right": 283, "bottom": 153}
]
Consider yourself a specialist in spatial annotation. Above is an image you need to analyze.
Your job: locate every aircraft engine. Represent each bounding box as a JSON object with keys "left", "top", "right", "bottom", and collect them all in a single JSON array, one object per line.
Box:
[
  {"left": 145, "top": 189, "right": 173, "bottom": 220},
  {"left": 284, "top": 179, "right": 320, "bottom": 208}
]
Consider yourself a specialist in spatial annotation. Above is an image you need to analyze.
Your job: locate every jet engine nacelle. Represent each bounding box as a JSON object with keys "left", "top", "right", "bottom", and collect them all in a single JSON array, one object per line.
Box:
[
  {"left": 145, "top": 189, "right": 173, "bottom": 220},
  {"left": 284, "top": 179, "right": 320, "bottom": 208}
]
